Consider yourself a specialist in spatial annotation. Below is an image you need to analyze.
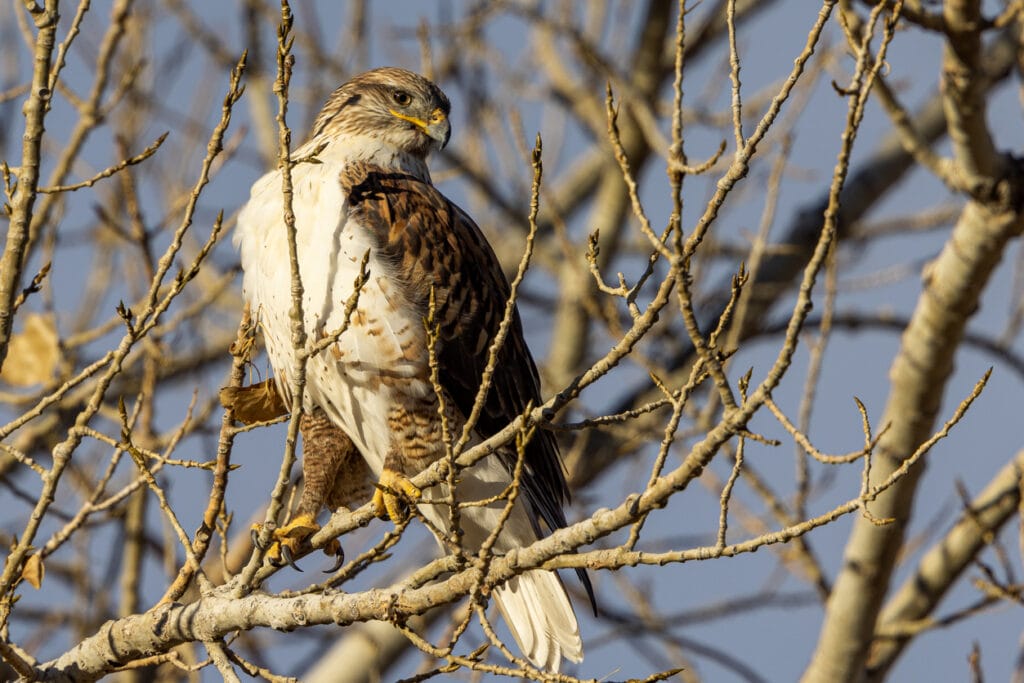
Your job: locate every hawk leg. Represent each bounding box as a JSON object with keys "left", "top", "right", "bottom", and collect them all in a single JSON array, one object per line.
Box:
[
  {"left": 253, "top": 409, "right": 367, "bottom": 572},
  {"left": 372, "top": 402, "right": 452, "bottom": 525}
]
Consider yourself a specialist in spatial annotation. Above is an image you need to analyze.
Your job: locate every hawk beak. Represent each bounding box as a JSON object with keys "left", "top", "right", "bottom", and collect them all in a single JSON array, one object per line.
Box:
[
  {"left": 427, "top": 109, "right": 451, "bottom": 150},
  {"left": 390, "top": 108, "right": 451, "bottom": 150}
]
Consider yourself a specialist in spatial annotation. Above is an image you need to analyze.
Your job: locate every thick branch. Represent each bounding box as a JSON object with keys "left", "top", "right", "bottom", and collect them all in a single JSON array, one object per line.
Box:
[
  {"left": 801, "top": 193, "right": 1024, "bottom": 682},
  {"left": 941, "top": 0, "right": 999, "bottom": 187},
  {"left": 866, "top": 450, "right": 1024, "bottom": 679}
]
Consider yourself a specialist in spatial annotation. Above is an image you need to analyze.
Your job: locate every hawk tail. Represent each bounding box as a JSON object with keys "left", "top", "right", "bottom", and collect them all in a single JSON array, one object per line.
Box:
[{"left": 493, "top": 569, "right": 582, "bottom": 672}]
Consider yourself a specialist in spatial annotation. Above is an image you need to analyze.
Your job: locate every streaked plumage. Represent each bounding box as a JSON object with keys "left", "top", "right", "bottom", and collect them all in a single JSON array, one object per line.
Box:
[{"left": 234, "top": 67, "right": 589, "bottom": 671}]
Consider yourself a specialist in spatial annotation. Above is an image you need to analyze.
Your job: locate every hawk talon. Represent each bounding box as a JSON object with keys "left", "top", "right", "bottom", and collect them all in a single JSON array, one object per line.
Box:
[
  {"left": 372, "top": 469, "right": 421, "bottom": 524},
  {"left": 323, "top": 548, "right": 346, "bottom": 574},
  {"left": 280, "top": 544, "right": 304, "bottom": 572},
  {"left": 252, "top": 513, "right": 333, "bottom": 571}
]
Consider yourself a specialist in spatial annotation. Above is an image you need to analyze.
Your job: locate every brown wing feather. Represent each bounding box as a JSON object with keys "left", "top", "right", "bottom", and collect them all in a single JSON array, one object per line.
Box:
[{"left": 340, "top": 161, "right": 570, "bottom": 531}]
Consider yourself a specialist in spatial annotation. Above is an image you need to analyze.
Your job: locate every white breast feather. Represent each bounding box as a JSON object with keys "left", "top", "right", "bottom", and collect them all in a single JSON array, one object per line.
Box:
[{"left": 235, "top": 138, "right": 427, "bottom": 473}]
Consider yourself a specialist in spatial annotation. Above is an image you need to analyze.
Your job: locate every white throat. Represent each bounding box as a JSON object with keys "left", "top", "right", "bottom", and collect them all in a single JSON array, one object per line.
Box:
[{"left": 298, "top": 133, "right": 432, "bottom": 182}]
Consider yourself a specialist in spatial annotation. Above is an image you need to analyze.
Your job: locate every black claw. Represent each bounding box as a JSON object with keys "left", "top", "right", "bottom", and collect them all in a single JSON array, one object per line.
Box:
[
  {"left": 280, "top": 544, "right": 304, "bottom": 572},
  {"left": 251, "top": 527, "right": 264, "bottom": 549},
  {"left": 323, "top": 550, "right": 345, "bottom": 573}
]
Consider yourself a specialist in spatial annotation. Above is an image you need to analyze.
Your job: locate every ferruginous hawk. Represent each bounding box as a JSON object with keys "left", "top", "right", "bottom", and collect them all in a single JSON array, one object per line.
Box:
[{"left": 233, "top": 67, "right": 592, "bottom": 671}]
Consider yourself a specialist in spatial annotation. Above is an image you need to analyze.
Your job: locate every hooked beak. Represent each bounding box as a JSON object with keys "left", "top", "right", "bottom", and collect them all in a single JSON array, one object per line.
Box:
[{"left": 390, "top": 107, "right": 451, "bottom": 150}]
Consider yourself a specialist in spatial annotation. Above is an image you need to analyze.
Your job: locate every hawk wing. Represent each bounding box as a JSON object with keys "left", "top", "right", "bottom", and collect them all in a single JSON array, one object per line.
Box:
[{"left": 340, "top": 162, "right": 570, "bottom": 535}]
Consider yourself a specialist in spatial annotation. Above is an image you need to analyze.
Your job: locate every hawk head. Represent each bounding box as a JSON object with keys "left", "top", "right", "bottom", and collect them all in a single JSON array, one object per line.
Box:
[{"left": 310, "top": 67, "right": 451, "bottom": 158}]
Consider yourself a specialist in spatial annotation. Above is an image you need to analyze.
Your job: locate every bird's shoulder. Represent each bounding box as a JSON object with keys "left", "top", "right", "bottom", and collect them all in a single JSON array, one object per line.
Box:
[{"left": 339, "top": 161, "right": 510, "bottom": 340}]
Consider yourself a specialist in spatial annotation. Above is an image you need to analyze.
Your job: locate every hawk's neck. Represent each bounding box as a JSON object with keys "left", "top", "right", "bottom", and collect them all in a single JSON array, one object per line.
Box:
[{"left": 300, "top": 133, "right": 432, "bottom": 183}]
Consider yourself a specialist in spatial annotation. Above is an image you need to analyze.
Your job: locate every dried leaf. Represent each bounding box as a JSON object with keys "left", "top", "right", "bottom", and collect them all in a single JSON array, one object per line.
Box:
[
  {"left": 0, "top": 313, "right": 59, "bottom": 387},
  {"left": 219, "top": 379, "right": 288, "bottom": 424},
  {"left": 21, "top": 552, "right": 44, "bottom": 589}
]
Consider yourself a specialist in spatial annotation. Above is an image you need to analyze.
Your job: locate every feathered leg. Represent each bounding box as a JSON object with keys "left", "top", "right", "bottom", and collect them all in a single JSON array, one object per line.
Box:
[
  {"left": 222, "top": 382, "right": 364, "bottom": 570},
  {"left": 267, "top": 409, "right": 360, "bottom": 569}
]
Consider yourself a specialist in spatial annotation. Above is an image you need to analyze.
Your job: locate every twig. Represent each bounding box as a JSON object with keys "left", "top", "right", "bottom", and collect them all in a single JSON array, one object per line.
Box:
[{"left": 37, "top": 133, "right": 168, "bottom": 193}]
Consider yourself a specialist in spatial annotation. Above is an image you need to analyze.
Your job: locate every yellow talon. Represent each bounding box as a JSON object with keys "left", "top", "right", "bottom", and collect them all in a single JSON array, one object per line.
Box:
[
  {"left": 251, "top": 512, "right": 341, "bottom": 570},
  {"left": 372, "top": 468, "right": 421, "bottom": 523}
]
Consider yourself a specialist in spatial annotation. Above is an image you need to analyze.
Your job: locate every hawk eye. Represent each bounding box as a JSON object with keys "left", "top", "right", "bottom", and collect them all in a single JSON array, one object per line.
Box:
[{"left": 392, "top": 90, "right": 412, "bottom": 106}]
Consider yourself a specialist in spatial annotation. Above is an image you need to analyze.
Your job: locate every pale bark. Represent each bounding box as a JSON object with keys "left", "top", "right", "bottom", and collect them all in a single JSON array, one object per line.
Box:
[
  {"left": 867, "top": 451, "right": 1024, "bottom": 680},
  {"left": 801, "top": 186, "right": 1024, "bottom": 683},
  {"left": 801, "top": 3, "right": 1024, "bottom": 679}
]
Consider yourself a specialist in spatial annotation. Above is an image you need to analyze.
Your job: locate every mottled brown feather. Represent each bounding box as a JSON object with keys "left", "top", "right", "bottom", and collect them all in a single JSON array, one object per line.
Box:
[
  {"left": 220, "top": 382, "right": 372, "bottom": 513},
  {"left": 299, "top": 409, "right": 373, "bottom": 513}
]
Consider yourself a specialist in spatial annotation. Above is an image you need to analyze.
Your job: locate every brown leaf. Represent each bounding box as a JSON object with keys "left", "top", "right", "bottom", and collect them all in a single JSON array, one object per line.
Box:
[
  {"left": 219, "top": 379, "right": 288, "bottom": 424},
  {"left": 21, "top": 552, "right": 44, "bottom": 589},
  {"left": 1, "top": 313, "right": 59, "bottom": 387}
]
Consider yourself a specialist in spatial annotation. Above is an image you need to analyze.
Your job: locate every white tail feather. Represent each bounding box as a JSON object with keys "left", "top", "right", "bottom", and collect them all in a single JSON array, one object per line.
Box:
[
  {"left": 493, "top": 569, "right": 583, "bottom": 672},
  {"left": 415, "top": 455, "right": 584, "bottom": 672}
]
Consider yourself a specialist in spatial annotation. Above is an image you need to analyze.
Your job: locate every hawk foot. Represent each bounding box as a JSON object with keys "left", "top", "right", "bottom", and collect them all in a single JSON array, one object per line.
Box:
[
  {"left": 251, "top": 513, "right": 343, "bottom": 572},
  {"left": 372, "top": 469, "right": 421, "bottom": 524}
]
